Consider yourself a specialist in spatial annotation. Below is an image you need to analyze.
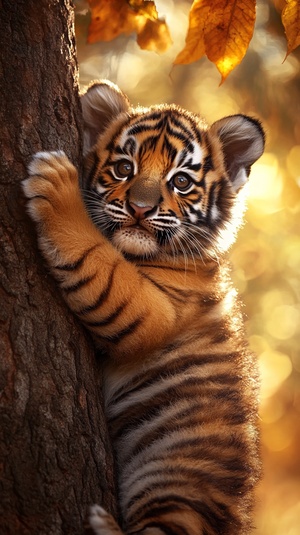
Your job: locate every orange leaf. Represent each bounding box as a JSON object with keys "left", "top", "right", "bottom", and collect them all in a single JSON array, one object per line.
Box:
[
  {"left": 173, "top": 1, "right": 208, "bottom": 65},
  {"left": 87, "top": 0, "right": 142, "bottom": 43},
  {"left": 87, "top": 0, "right": 172, "bottom": 54},
  {"left": 282, "top": 0, "right": 300, "bottom": 57},
  {"left": 205, "top": 0, "right": 256, "bottom": 82},
  {"left": 175, "top": 0, "right": 256, "bottom": 83}
]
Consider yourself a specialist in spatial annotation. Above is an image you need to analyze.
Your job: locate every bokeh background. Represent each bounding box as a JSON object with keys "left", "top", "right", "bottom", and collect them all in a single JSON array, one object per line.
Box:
[{"left": 74, "top": 1, "right": 300, "bottom": 533}]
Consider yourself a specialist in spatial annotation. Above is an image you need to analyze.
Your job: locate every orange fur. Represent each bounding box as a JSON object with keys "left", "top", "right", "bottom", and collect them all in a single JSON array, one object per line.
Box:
[{"left": 23, "top": 82, "right": 265, "bottom": 535}]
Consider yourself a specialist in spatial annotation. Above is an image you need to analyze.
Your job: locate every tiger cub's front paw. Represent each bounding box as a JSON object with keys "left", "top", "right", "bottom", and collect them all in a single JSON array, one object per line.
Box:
[
  {"left": 22, "top": 151, "right": 80, "bottom": 224},
  {"left": 88, "top": 505, "right": 123, "bottom": 535}
]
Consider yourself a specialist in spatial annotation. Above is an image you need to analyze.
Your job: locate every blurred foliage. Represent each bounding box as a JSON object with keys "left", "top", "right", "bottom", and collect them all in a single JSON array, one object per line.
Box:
[
  {"left": 82, "top": 0, "right": 300, "bottom": 81},
  {"left": 74, "top": 1, "right": 300, "bottom": 533},
  {"left": 86, "top": 0, "right": 172, "bottom": 53}
]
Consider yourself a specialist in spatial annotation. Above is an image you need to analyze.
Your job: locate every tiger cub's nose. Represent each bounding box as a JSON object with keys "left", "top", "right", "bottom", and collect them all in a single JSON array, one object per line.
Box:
[{"left": 129, "top": 202, "right": 154, "bottom": 220}]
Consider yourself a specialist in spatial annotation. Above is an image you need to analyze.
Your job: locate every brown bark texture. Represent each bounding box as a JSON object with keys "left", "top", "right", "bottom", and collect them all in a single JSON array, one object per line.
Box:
[{"left": 0, "top": 1, "right": 116, "bottom": 533}]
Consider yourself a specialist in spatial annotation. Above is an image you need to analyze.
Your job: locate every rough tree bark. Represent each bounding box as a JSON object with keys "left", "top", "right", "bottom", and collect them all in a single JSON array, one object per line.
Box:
[{"left": 0, "top": 1, "right": 116, "bottom": 533}]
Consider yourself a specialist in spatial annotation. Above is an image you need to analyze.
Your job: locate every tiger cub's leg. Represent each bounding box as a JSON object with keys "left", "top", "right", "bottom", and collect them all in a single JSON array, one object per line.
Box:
[
  {"left": 22, "top": 151, "right": 105, "bottom": 266},
  {"left": 22, "top": 151, "right": 177, "bottom": 360}
]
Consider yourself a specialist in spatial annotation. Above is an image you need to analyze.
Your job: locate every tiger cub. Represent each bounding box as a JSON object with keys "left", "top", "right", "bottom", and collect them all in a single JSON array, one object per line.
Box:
[{"left": 22, "top": 80, "right": 265, "bottom": 535}]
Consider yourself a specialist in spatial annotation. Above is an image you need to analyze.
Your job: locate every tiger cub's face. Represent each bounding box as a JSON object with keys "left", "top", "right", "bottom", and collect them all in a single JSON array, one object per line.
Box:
[{"left": 82, "top": 81, "right": 265, "bottom": 260}]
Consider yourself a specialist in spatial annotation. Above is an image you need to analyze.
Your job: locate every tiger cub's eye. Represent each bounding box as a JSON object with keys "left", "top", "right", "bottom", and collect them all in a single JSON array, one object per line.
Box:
[
  {"left": 172, "top": 173, "right": 192, "bottom": 192},
  {"left": 114, "top": 160, "right": 133, "bottom": 179}
]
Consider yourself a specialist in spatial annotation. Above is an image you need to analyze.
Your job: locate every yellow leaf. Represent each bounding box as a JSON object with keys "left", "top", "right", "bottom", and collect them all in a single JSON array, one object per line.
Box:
[
  {"left": 206, "top": 0, "right": 256, "bottom": 82},
  {"left": 173, "top": 1, "right": 208, "bottom": 65},
  {"left": 87, "top": 0, "right": 172, "bottom": 54},
  {"left": 175, "top": 0, "right": 256, "bottom": 83},
  {"left": 282, "top": 0, "right": 300, "bottom": 57}
]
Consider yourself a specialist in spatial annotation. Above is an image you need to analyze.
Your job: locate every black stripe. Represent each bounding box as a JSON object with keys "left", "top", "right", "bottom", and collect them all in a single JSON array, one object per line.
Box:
[
  {"left": 85, "top": 153, "right": 100, "bottom": 186},
  {"left": 107, "top": 339, "right": 185, "bottom": 401},
  {"left": 110, "top": 375, "right": 241, "bottom": 441},
  {"left": 168, "top": 114, "right": 197, "bottom": 140},
  {"left": 112, "top": 387, "right": 241, "bottom": 446},
  {"left": 168, "top": 433, "right": 248, "bottom": 457},
  {"left": 162, "top": 137, "right": 177, "bottom": 161},
  {"left": 129, "top": 112, "right": 168, "bottom": 130},
  {"left": 112, "top": 391, "right": 202, "bottom": 442},
  {"left": 76, "top": 261, "right": 120, "bottom": 315},
  {"left": 126, "top": 415, "right": 248, "bottom": 469},
  {"left": 127, "top": 478, "right": 207, "bottom": 523},
  {"left": 138, "top": 136, "right": 160, "bottom": 159},
  {"left": 206, "top": 182, "right": 217, "bottom": 223},
  {"left": 196, "top": 499, "right": 239, "bottom": 532},
  {"left": 83, "top": 300, "right": 128, "bottom": 327},
  {"left": 128, "top": 494, "right": 202, "bottom": 525},
  {"left": 127, "top": 465, "right": 244, "bottom": 504},
  {"left": 62, "top": 273, "right": 96, "bottom": 294},
  {"left": 176, "top": 149, "right": 188, "bottom": 168},
  {"left": 127, "top": 123, "right": 162, "bottom": 136},
  {"left": 105, "top": 116, "right": 131, "bottom": 153},
  {"left": 189, "top": 162, "right": 202, "bottom": 172},
  {"left": 140, "top": 273, "right": 193, "bottom": 303},
  {"left": 140, "top": 273, "right": 172, "bottom": 298},
  {"left": 165, "top": 125, "right": 194, "bottom": 152},
  {"left": 55, "top": 244, "right": 99, "bottom": 271},
  {"left": 110, "top": 341, "right": 229, "bottom": 401},
  {"left": 129, "top": 493, "right": 238, "bottom": 533},
  {"left": 131, "top": 501, "right": 183, "bottom": 524},
  {"left": 29, "top": 194, "right": 48, "bottom": 200},
  {"left": 137, "top": 264, "right": 194, "bottom": 273},
  {"left": 124, "top": 138, "right": 137, "bottom": 156},
  {"left": 112, "top": 352, "right": 237, "bottom": 404},
  {"left": 202, "top": 154, "right": 213, "bottom": 176},
  {"left": 124, "top": 406, "right": 207, "bottom": 462},
  {"left": 98, "top": 315, "right": 144, "bottom": 345}
]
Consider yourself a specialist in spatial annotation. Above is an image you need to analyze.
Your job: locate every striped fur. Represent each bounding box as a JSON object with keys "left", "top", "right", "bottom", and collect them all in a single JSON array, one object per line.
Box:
[{"left": 22, "top": 81, "right": 265, "bottom": 535}]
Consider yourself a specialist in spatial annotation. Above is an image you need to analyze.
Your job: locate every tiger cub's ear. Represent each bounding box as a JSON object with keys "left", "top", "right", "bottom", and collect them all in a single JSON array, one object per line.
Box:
[
  {"left": 210, "top": 115, "right": 265, "bottom": 192},
  {"left": 81, "top": 80, "right": 130, "bottom": 154}
]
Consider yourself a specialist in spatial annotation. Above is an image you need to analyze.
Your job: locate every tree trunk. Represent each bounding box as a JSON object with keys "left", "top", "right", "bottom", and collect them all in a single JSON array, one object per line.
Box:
[{"left": 0, "top": 1, "right": 116, "bottom": 533}]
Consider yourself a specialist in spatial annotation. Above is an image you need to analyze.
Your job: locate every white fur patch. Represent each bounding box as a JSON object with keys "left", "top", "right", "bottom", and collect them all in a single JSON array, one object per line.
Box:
[
  {"left": 189, "top": 212, "right": 198, "bottom": 224},
  {"left": 112, "top": 227, "right": 158, "bottom": 257},
  {"left": 89, "top": 504, "right": 123, "bottom": 535},
  {"left": 210, "top": 203, "right": 220, "bottom": 221},
  {"left": 27, "top": 151, "right": 66, "bottom": 176},
  {"left": 95, "top": 183, "right": 107, "bottom": 195},
  {"left": 232, "top": 168, "right": 248, "bottom": 192},
  {"left": 191, "top": 140, "right": 203, "bottom": 166},
  {"left": 89, "top": 505, "right": 108, "bottom": 530}
]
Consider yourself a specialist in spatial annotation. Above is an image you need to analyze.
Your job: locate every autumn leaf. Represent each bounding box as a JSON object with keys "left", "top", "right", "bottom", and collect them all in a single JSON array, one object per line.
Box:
[
  {"left": 174, "top": 0, "right": 256, "bottom": 83},
  {"left": 206, "top": 0, "right": 256, "bottom": 82},
  {"left": 173, "top": 1, "right": 208, "bottom": 65},
  {"left": 282, "top": 0, "right": 300, "bottom": 58},
  {"left": 87, "top": 0, "right": 172, "bottom": 54},
  {"left": 136, "top": 18, "right": 172, "bottom": 52}
]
